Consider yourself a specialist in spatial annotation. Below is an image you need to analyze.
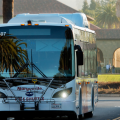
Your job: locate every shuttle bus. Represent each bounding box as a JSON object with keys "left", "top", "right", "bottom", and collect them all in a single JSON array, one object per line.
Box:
[{"left": 0, "top": 13, "right": 98, "bottom": 120}]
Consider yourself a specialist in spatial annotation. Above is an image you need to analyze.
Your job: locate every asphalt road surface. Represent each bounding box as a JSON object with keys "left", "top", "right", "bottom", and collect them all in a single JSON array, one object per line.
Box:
[
  {"left": 8, "top": 97, "right": 120, "bottom": 120},
  {"left": 83, "top": 97, "right": 120, "bottom": 120}
]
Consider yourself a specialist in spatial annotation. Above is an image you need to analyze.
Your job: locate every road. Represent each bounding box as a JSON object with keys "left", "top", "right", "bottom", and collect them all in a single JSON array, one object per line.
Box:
[
  {"left": 8, "top": 97, "right": 120, "bottom": 120},
  {"left": 83, "top": 97, "right": 120, "bottom": 120}
]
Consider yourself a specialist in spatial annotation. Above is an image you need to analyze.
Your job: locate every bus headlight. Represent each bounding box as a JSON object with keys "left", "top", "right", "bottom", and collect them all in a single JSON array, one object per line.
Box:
[
  {"left": 52, "top": 87, "right": 72, "bottom": 98},
  {"left": 0, "top": 92, "right": 7, "bottom": 98},
  {"left": 61, "top": 92, "right": 67, "bottom": 98}
]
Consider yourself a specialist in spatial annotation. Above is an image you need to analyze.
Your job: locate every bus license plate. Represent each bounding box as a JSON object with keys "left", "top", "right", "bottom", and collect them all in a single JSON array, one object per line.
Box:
[{"left": 51, "top": 103, "right": 62, "bottom": 109}]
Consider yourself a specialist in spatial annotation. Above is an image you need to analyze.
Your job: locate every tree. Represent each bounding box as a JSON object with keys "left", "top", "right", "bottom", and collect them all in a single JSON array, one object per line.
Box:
[
  {"left": 96, "top": 0, "right": 101, "bottom": 8},
  {"left": 95, "top": 1, "right": 120, "bottom": 29},
  {"left": 90, "top": 0, "right": 96, "bottom": 10},
  {"left": 83, "top": 9, "right": 96, "bottom": 18},
  {"left": 82, "top": 0, "right": 89, "bottom": 12},
  {"left": 116, "top": 0, "right": 120, "bottom": 18},
  {"left": 0, "top": 36, "right": 27, "bottom": 77},
  {"left": 3, "top": 0, "right": 14, "bottom": 23},
  {"left": 81, "top": 0, "right": 98, "bottom": 18}
]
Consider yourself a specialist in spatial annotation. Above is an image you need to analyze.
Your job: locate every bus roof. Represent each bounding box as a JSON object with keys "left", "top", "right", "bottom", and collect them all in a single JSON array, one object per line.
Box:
[
  {"left": 0, "top": 13, "right": 95, "bottom": 33},
  {"left": 74, "top": 25, "right": 95, "bottom": 34},
  {"left": 7, "top": 13, "right": 89, "bottom": 28}
]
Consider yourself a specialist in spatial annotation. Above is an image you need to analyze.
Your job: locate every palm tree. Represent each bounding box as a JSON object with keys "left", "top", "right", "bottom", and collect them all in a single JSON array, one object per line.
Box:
[
  {"left": 3, "top": 0, "right": 14, "bottom": 23},
  {"left": 95, "top": 0, "right": 120, "bottom": 29},
  {"left": 0, "top": 35, "right": 27, "bottom": 77},
  {"left": 82, "top": 0, "right": 89, "bottom": 13}
]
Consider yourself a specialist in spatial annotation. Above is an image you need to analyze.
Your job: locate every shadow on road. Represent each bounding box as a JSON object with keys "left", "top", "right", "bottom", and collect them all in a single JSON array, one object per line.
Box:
[{"left": 8, "top": 116, "right": 69, "bottom": 120}]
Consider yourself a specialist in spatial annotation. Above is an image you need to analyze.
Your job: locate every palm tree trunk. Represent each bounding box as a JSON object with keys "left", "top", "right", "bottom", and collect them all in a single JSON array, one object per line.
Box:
[{"left": 3, "top": 0, "right": 14, "bottom": 23}]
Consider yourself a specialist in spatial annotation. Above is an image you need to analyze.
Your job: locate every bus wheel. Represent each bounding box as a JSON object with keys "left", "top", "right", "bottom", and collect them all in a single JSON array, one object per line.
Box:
[
  {"left": 52, "top": 116, "right": 56, "bottom": 118},
  {"left": 1, "top": 117, "right": 7, "bottom": 120},
  {"left": 15, "top": 117, "right": 23, "bottom": 120},
  {"left": 84, "top": 111, "right": 93, "bottom": 118},
  {"left": 68, "top": 114, "right": 77, "bottom": 120},
  {"left": 78, "top": 115, "right": 82, "bottom": 120}
]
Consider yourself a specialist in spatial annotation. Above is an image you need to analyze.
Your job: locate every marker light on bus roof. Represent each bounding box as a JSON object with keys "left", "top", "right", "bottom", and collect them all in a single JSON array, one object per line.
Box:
[
  {"left": 34, "top": 24, "right": 39, "bottom": 26},
  {"left": 65, "top": 25, "right": 69, "bottom": 27},
  {"left": 28, "top": 23, "right": 32, "bottom": 26},
  {"left": 28, "top": 20, "right": 32, "bottom": 25},
  {"left": 21, "top": 24, "right": 25, "bottom": 26}
]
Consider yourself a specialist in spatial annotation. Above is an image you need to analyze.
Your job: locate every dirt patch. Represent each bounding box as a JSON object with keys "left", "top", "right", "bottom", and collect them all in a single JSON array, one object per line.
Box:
[
  {"left": 98, "top": 82, "right": 120, "bottom": 89},
  {"left": 98, "top": 82, "right": 120, "bottom": 94}
]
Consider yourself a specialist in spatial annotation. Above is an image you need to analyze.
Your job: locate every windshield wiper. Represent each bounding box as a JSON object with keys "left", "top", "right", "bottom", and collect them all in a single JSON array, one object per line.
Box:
[
  {"left": 12, "top": 63, "right": 29, "bottom": 78},
  {"left": 31, "top": 62, "right": 47, "bottom": 78},
  {"left": 12, "top": 50, "right": 47, "bottom": 78}
]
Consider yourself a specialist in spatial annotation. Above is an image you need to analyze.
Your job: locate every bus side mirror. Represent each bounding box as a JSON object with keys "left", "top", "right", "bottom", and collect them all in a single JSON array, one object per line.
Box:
[{"left": 77, "top": 51, "right": 83, "bottom": 65}]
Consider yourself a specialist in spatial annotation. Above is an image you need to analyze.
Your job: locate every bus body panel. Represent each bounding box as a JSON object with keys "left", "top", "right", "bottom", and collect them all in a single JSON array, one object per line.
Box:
[{"left": 0, "top": 79, "right": 76, "bottom": 112}]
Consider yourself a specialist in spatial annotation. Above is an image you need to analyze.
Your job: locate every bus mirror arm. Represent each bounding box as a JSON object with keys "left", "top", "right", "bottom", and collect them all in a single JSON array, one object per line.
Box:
[
  {"left": 74, "top": 45, "right": 83, "bottom": 65},
  {"left": 74, "top": 45, "right": 82, "bottom": 51},
  {"left": 77, "top": 51, "right": 83, "bottom": 65}
]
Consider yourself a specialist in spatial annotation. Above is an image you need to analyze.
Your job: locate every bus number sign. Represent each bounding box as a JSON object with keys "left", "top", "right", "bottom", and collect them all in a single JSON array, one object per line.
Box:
[{"left": 0, "top": 32, "right": 6, "bottom": 36}]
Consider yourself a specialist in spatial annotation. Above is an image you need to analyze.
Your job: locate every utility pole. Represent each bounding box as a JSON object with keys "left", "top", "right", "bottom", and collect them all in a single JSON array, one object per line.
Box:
[{"left": 3, "top": 0, "right": 14, "bottom": 23}]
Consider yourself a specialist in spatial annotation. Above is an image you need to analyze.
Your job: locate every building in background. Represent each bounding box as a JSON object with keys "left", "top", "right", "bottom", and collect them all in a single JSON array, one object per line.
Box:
[
  {"left": 95, "top": 29, "right": 120, "bottom": 73},
  {"left": 86, "top": 15, "right": 95, "bottom": 29},
  {"left": 0, "top": 0, "right": 92, "bottom": 24},
  {"left": 0, "top": 0, "right": 78, "bottom": 24}
]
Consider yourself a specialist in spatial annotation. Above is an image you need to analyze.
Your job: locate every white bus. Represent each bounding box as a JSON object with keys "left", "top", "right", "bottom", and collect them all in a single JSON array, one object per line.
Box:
[{"left": 0, "top": 13, "right": 98, "bottom": 120}]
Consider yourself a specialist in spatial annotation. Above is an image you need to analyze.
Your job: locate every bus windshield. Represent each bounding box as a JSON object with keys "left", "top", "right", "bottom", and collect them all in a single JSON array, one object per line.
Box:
[{"left": 0, "top": 26, "right": 75, "bottom": 79}]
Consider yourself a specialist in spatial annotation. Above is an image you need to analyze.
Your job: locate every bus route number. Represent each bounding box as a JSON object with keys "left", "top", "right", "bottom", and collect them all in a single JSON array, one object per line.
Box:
[{"left": 0, "top": 32, "right": 6, "bottom": 36}]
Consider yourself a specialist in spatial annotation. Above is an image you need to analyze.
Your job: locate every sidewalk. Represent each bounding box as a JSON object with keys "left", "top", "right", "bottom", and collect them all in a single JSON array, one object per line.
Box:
[{"left": 98, "top": 94, "right": 120, "bottom": 97}]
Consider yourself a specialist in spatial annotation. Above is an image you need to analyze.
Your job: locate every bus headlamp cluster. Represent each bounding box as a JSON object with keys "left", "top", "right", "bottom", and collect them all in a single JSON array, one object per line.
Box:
[
  {"left": 61, "top": 92, "right": 67, "bottom": 98},
  {"left": 52, "top": 87, "right": 72, "bottom": 98},
  {"left": 0, "top": 92, "right": 7, "bottom": 98}
]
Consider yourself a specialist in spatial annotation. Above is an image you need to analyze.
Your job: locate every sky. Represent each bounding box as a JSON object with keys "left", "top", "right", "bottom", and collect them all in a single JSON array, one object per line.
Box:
[{"left": 57, "top": 0, "right": 91, "bottom": 11}]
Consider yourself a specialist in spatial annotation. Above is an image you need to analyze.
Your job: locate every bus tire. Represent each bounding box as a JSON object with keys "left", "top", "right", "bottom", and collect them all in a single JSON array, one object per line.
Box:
[
  {"left": 84, "top": 111, "right": 93, "bottom": 118},
  {"left": 78, "top": 115, "right": 82, "bottom": 120},
  {"left": 68, "top": 113, "right": 77, "bottom": 120},
  {"left": 15, "top": 117, "right": 23, "bottom": 120},
  {"left": 1, "top": 117, "right": 7, "bottom": 120},
  {"left": 52, "top": 116, "right": 56, "bottom": 118}
]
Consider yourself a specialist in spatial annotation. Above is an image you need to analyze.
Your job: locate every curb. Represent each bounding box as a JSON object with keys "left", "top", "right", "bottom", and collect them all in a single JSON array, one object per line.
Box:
[{"left": 98, "top": 94, "right": 120, "bottom": 97}]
